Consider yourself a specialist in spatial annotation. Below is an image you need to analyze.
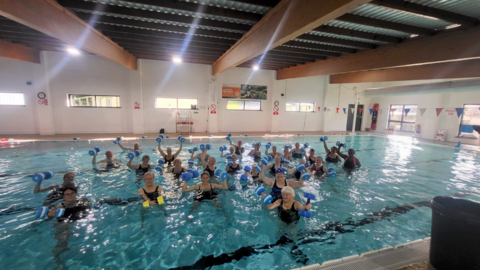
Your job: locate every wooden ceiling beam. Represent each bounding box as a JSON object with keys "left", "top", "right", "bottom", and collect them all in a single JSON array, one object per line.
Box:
[
  {"left": 121, "top": 46, "right": 223, "bottom": 58},
  {"left": 0, "top": 39, "right": 40, "bottom": 63},
  {"left": 277, "top": 25, "right": 480, "bottom": 80},
  {"left": 284, "top": 40, "right": 356, "bottom": 54},
  {"left": 336, "top": 14, "right": 434, "bottom": 35},
  {"left": 126, "top": 50, "right": 219, "bottom": 60},
  {"left": 0, "top": 0, "right": 136, "bottom": 69},
  {"left": 134, "top": 53, "right": 214, "bottom": 64},
  {"left": 212, "top": 0, "right": 372, "bottom": 75},
  {"left": 116, "top": 41, "right": 226, "bottom": 55},
  {"left": 274, "top": 46, "right": 341, "bottom": 58},
  {"left": 330, "top": 59, "right": 480, "bottom": 83},
  {"left": 0, "top": 34, "right": 65, "bottom": 46},
  {"left": 116, "top": 0, "right": 262, "bottom": 22},
  {"left": 95, "top": 24, "right": 235, "bottom": 45},
  {"left": 266, "top": 51, "right": 325, "bottom": 61},
  {"left": 58, "top": 0, "right": 250, "bottom": 32},
  {"left": 297, "top": 33, "right": 375, "bottom": 49},
  {"left": 371, "top": 0, "right": 479, "bottom": 26},
  {"left": 75, "top": 13, "right": 243, "bottom": 40},
  {"left": 312, "top": 24, "right": 402, "bottom": 44}
]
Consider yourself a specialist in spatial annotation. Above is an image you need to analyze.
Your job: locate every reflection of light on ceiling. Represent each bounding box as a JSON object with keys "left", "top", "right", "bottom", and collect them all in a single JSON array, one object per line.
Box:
[{"left": 446, "top": 24, "right": 461, "bottom": 29}]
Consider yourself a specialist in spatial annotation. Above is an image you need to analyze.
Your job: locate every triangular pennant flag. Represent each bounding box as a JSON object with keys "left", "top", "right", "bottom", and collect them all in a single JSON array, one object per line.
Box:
[
  {"left": 436, "top": 108, "right": 443, "bottom": 117},
  {"left": 343, "top": 108, "right": 346, "bottom": 114},
  {"left": 324, "top": 107, "right": 327, "bottom": 112},
  {"left": 404, "top": 108, "right": 410, "bottom": 116},
  {"left": 336, "top": 108, "right": 339, "bottom": 113},
  {"left": 419, "top": 108, "right": 426, "bottom": 117},
  {"left": 350, "top": 108, "right": 354, "bottom": 114},
  {"left": 456, "top": 108, "right": 464, "bottom": 118},
  {"left": 369, "top": 108, "right": 373, "bottom": 115},
  {"left": 390, "top": 109, "right": 396, "bottom": 114},
  {"left": 359, "top": 108, "right": 363, "bottom": 115}
]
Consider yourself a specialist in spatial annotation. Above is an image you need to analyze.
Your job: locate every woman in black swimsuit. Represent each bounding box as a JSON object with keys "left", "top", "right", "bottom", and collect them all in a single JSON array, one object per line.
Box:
[
  {"left": 165, "top": 158, "right": 188, "bottom": 179},
  {"left": 265, "top": 154, "right": 282, "bottom": 176},
  {"left": 127, "top": 155, "right": 156, "bottom": 178},
  {"left": 182, "top": 172, "right": 228, "bottom": 212},
  {"left": 248, "top": 143, "right": 262, "bottom": 161},
  {"left": 259, "top": 165, "right": 304, "bottom": 203},
  {"left": 309, "top": 157, "right": 328, "bottom": 179},
  {"left": 138, "top": 172, "right": 164, "bottom": 207},
  {"left": 201, "top": 156, "right": 217, "bottom": 177},
  {"left": 92, "top": 150, "right": 120, "bottom": 168},
  {"left": 34, "top": 172, "right": 76, "bottom": 206},
  {"left": 305, "top": 148, "right": 316, "bottom": 165},
  {"left": 226, "top": 154, "right": 243, "bottom": 172},
  {"left": 158, "top": 140, "right": 183, "bottom": 166},
  {"left": 46, "top": 186, "right": 91, "bottom": 222},
  {"left": 230, "top": 139, "right": 245, "bottom": 156},
  {"left": 265, "top": 186, "right": 311, "bottom": 225},
  {"left": 290, "top": 143, "right": 303, "bottom": 159},
  {"left": 282, "top": 148, "right": 294, "bottom": 163},
  {"left": 323, "top": 140, "right": 341, "bottom": 163}
]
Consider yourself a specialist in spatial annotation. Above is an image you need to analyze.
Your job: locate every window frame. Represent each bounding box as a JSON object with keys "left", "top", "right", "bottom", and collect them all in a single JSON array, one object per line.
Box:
[
  {"left": 387, "top": 104, "right": 417, "bottom": 132},
  {"left": 0, "top": 92, "right": 26, "bottom": 106},
  {"left": 285, "top": 102, "right": 315, "bottom": 112},
  {"left": 226, "top": 100, "right": 262, "bottom": 111},
  {"left": 458, "top": 104, "right": 480, "bottom": 136},
  {"left": 154, "top": 97, "right": 198, "bottom": 110},
  {"left": 67, "top": 94, "right": 121, "bottom": 108}
]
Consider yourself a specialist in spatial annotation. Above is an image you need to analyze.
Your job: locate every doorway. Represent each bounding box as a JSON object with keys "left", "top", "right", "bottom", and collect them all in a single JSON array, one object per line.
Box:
[{"left": 346, "top": 104, "right": 364, "bottom": 131}]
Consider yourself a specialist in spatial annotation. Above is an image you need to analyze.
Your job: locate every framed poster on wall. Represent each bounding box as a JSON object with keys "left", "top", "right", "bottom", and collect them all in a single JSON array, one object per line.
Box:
[{"left": 222, "top": 84, "right": 267, "bottom": 100}]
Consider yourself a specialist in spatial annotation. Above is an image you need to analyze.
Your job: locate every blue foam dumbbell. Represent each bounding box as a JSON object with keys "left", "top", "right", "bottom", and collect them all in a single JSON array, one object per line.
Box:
[
  {"left": 134, "top": 150, "right": 141, "bottom": 156},
  {"left": 214, "top": 169, "right": 223, "bottom": 177},
  {"left": 127, "top": 153, "right": 135, "bottom": 159},
  {"left": 254, "top": 165, "right": 262, "bottom": 172},
  {"left": 227, "top": 161, "right": 234, "bottom": 167},
  {"left": 219, "top": 171, "right": 228, "bottom": 180},
  {"left": 261, "top": 157, "right": 269, "bottom": 166},
  {"left": 301, "top": 172, "right": 310, "bottom": 180},
  {"left": 255, "top": 186, "right": 265, "bottom": 196},
  {"left": 296, "top": 164, "right": 306, "bottom": 172},
  {"left": 263, "top": 195, "right": 273, "bottom": 205},
  {"left": 240, "top": 174, "right": 248, "bottom": 181},
  {"left": 158, "top": 158, "right": 165, "bottom": 165},
  {"left": 155, "top": 166, "right": 163, "bottom": 172},
  {"left": 206, "top": 144, "right": 211, "bottom": 150},
  {"left": 244, "top": 166, "right": 252, "bottom": 173},
  {"left": 188, "top": 159, "right": 194, "bottom": 165},
  {"left": 200, "top": 144, "right": 205, "bottom": 151},
  {"left": 299, "top": 193, "right": 315, "bottom": 218},
  {"left": 156, "top": 137, "right": 162, "bottom": 143}
]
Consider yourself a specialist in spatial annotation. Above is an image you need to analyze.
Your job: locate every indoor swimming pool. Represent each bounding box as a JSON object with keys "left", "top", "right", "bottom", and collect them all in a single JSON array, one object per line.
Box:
[{"left": 0, "top": 135, "right": 479, "bottom": 269}]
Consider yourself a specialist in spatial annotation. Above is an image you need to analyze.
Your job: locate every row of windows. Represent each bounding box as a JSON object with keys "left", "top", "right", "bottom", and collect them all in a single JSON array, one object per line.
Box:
[{"left": 0, "top": 93, "right": 314, "bottom": 112}]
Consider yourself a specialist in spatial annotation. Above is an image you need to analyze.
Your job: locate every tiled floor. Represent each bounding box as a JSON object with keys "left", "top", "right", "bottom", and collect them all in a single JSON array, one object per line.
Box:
[{"left": 397, "top": 261, "right": 434, "bottom": 270}]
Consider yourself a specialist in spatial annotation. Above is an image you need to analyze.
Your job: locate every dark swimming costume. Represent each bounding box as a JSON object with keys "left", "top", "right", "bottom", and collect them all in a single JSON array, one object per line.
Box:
[
  {"left": 252, "top": 173, "right": 260, "bottom": 180},
  {"left": 44, "top": 188, "right": 65, "bottom": 205},
  {"left": 278, "top": 200, "right": 300, "bottom": 224},
  {"left": 142, "top": 186, "right": 160, "bottom": 201},
  {"left": 58, "top": 200, "right": 90, "bottom": 222},
  {"left": 270, "top": 178, "right": 288, "bottom": 202},
  {"left": 204, "top": 165, "right": 217, "bottom": 177},
  {"left": 311, "top": 165, "right": 325, "bottom": 175},
  {"left": 197, "top": 155, "right": 210, "bottom": 163},
  {"left": 136, "top": 164, "right": 151, "bottom": 175},
  {"left": 227, "top": 164, "right": 240, "bottom": 172},
  {"left": 307, "top": 157, "right": 316, "bottom": 165},
  {"left": 235, "top": 147, "right": 244, "bottom": 156},
  {"left": 344, "top": 156, "right": 357, "bottom": 169},
  {"left": 294, "top": 171, "right": 301, "bottom": 180},
  {"left": 270, "top": 164, "right": 281, "bottom": 176},
  {"left": 292, "top": 152, "right": 303, "bottom": 159},
  {"left": 171, "top": 168, "right": 185, "bottom": 179},
  {"left": 325, "top": 154, "right": 340, "bottom": 163},
  {"left": 164, "top": 155, "right": 175, "bottom": 166},
  {"left": 194, "top": 184, "right": 218, "bottom": 202}
]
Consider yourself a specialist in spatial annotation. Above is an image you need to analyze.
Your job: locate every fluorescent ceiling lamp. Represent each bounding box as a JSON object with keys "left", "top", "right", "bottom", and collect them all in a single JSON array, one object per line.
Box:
[
  {"left": 446, "top": 24, "right": 461, "bottom": 29},
  {"left": 253, "top": 65, "right": 259, "bottom": 71},
  {"left": 172, "top": 56, "right": 182, "bottom": 63},
  {"left": 66, "top": 47, "right": 80, "bottom": 55}
]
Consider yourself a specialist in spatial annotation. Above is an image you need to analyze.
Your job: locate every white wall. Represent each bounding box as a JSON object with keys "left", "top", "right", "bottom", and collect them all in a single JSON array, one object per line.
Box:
[
  {"left": 0, "top": 57, "right": 38, "bottom": 134},
  {"left": 215, "top": 67, "right": 274, "bottom": 133}
]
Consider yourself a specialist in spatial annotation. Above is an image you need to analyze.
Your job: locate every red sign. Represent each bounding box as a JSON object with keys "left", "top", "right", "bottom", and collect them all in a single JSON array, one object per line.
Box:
[
  {"left": 134, "top": 102, "right": 140, "bottom": 109},
  {"left": 273, "top": 112, "right": 278, "bottom": 115},
  {"left": 318, "top": 106, "right": 321, "bottom": 111},
  {"left": 38, "top": 99, "right": 48, "bottom": 105},
  {"left": 211, "top": 110, "right": 216, "bottom": 114},
  {"left": 273, "top": 106, "right": 279, "bottom": 112},
  {"left": 210, "top": 104, "right": 216, "bottom": 110}
]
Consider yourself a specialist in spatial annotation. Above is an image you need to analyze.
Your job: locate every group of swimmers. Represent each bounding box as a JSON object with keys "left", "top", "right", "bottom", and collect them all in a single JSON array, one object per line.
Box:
[{"left": 33, "top": 136, "right": 361, "bottom": 226}]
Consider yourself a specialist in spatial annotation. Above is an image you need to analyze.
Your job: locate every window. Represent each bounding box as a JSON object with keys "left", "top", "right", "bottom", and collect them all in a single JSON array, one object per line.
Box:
[
  {"left": 0, "top": 93, "right": 25, "bottom": 105},
  {"left": 227, "top": 100, "right": 261, "bottom": 111},
  {"left": 387, "top": 104, "right": 417, "bottom": 132},
  {"left": 458, "top": 104, "right": 480, "bottom": 136},
  {"left": 286, "top": 102, "right": 315, "bottom": 112},
  {"left": 155, "top": 98, "right": 197, "bottom": 109},
  {"left": 68, "top": 94, "right": 120, "bottom": 108}
]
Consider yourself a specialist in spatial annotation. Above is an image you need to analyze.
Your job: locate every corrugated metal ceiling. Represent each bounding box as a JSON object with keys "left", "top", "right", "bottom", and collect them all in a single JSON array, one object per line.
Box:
[
  {"left": 178, "top": 0, "right": 271, "bottom": 14},
  {"left": 307, "top": 31, "right": 387, "bottom": 45},
  {"left": 327, "top": 20, "right": 411, "bottom": 38},
  {"left": 409, "top": 0, "right": 480, "bottom": 19}
]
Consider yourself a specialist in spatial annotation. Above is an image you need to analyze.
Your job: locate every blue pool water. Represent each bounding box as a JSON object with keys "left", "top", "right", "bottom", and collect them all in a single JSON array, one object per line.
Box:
[{"left": 0, "top": 135, "right": 479, "bottom": 269}]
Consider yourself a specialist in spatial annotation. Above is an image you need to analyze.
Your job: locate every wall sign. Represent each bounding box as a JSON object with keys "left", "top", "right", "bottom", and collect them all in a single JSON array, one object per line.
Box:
[
  {"left": 222, "top": 84, "right": 267, "bottom": 100},
  {"left": 210, "top": 104, "right": 216, "bottom": 114},
  {"left": 134, "top": 102, "right": 140, "bottom": 109}
]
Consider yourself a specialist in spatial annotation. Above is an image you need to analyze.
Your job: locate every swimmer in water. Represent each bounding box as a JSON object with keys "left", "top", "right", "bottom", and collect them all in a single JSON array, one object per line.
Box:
[
  {"left": 282, "top": 148, "right": 294, "bottom": 163},
  {"left": 220, "top": 146, "right": 235, "bottom": 158},
  {"left": 226, "top": 154, "right": 243, "bottom": 172},
  {"left": 309, "top": 157, "right": 328, "bottom": 179},
  {"left": 305, "top": 148, "right": 316, "bottom": 165},
  {"left": 230, "top": 139, "right": 245, "bottom": 156},
  {"left": 158, "top": 140, "right": 183, "bottom": 166},
  {"left": 337, "top": 147, "right": 361, "bottom": 171},
  {"left": 182, "top": 171, "right": 228, "bottom": 212},
  {"left": 201, "top": 156, "right": 217, "bottom": 177},
  {"left": 248, "top": 143, "right": 262, "bottom": 161},
  {"left": 259, "top": 165, "right": 304, "bottom": 203},
  {"left": 289, "top": 143, "right": 303, "bottom": 159},
  {"left": 286, "top": 159, "right": 312, "bottom": 180},
  {"left": 118, "top": 141, "right": 142, "bottom": 151},
  {"left": 265, "top": 154, "right": 283, "bottom": 177},
  {"left": 127, "top": 155, "right": 156, "bottom": 178},
  {"left": 191, "top": 146, "right": 210, "bottom": 164},
  {"left": 265, "top": 186, "right": 311, "bottom": 225},
  {"left": 34, "top": 172, "right": 76, "bottom": 206},
  {"left": 138, "top": 172, "right": 165, "bottom": 207},
  {"left": 323, "top": 140, "right": 342, "bottom": 163},
  {"left": 265, "top": 145, "right": 279, "bottom": 157},
  {"left": 92, "top": 150, "right": 120, "bottom": 168},
  {"left": 164, "top": 158, "right": 188, "bottom": 179}
]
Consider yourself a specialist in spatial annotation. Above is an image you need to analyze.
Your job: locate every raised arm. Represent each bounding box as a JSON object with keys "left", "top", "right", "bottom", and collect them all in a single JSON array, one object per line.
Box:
[
  {"left": 265, "top": 148, "right": 271, "bottom": 156},
  {"left": 265, "top": 199, "right": 281, "bottom": 210},
  {"left": 259, "top": 165, "right": 275, "bottom": 187},
  {"left": 293, "top": 200, "right": 311, "bottom": 211},
  {"left": 33, "top": 181, "right": 59, "bottom": 193},
  {"left": 118, "top": 142, "right": 132, "bottom": 151},
  {"left": 173, "top": 142, "right": 183, "bottom": 158},
  {"left": 157, "top": 142, "right": 167, "bottom": 156},
  {"left": 126, "top": 158, "right": 139, "bottom": 170},
  {"left": 191, "top": 149, "right": 199, "bottom": 160},
  {"left": 201, "top": 157, "right": 208, "bottom": 169},
  {"left": 182, "top": 181, "right": 198, "bottom": 192},
  {"left": 92, "top": 152, "right": 106, "bottom": 165},
  {"left": 287, "top": 177, "right": 304, "bottom": 189},
  {"left": 337, "top": 145, "right": 348, "bottom": 159},
  {"left": 212, "top": 180, "right": 228, "bottom": 190},
  {"left": 323, "top": 140, "right": 330, "bottom": 153}
]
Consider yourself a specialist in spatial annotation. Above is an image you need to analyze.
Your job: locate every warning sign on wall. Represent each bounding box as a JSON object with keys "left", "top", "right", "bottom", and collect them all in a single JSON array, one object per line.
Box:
[
  {"left": 210, "top": 104, "right": 216, "bottom": 114},
  {"left": 134, "top": 102, "right": 140, "bottom": 109}
]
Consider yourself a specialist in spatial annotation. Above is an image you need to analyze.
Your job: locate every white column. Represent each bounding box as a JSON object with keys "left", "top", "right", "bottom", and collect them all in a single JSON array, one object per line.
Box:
[
  {"left": 207, "top": 74, "right": 218, "bottom": 134},
  {"left": 33, "top": 51, "right": 56, "bottom": 135},
  {"left": 130, "top": 59, "right": 144, "bottom": 134}
]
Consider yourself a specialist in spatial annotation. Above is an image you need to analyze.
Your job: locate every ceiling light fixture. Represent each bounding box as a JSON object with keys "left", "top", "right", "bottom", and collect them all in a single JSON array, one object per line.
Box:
[
  {"left": 66, "top": 47, "right": 80, "bottom": 55},
  {"left": 172, "top": 56, "right": 182, "bottom": 63},
  {"left": 253, "top": 65, "right": 259, "bottom": 71}
]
